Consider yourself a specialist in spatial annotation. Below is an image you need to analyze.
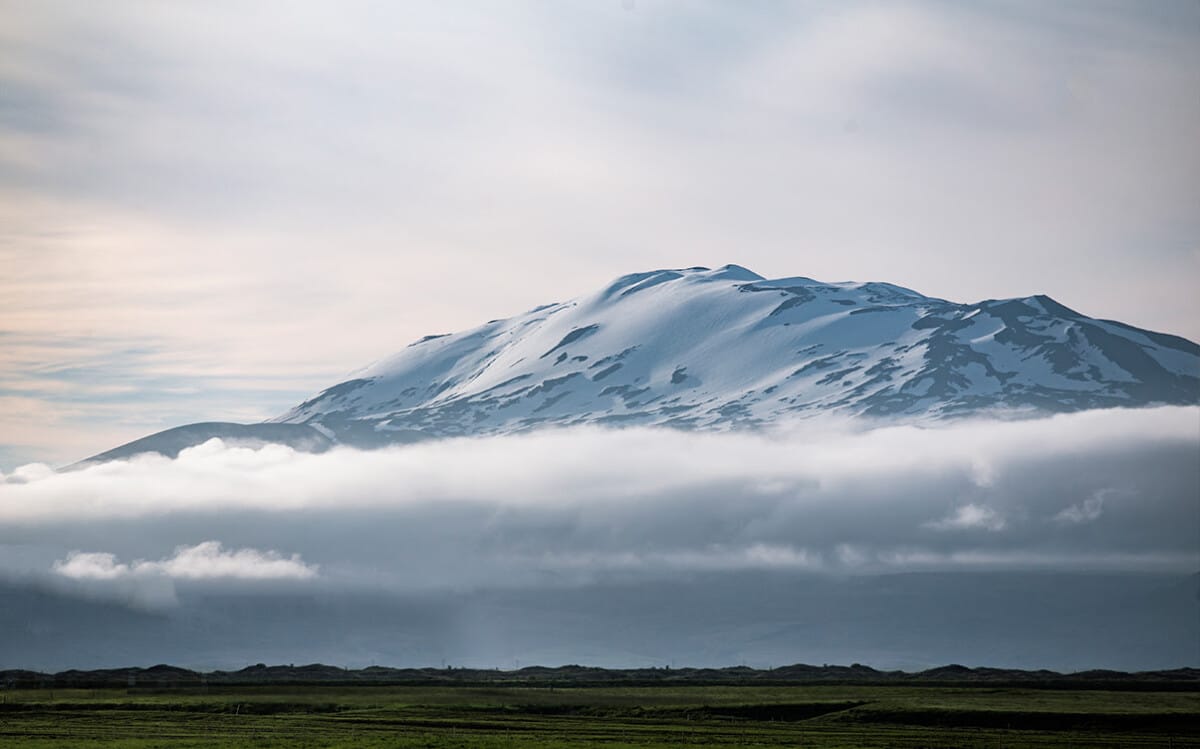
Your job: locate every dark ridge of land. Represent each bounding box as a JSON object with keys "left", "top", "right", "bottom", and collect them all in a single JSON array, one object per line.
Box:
[{"left": 3, "top": 663, "right": 1197, "bottom": 690}]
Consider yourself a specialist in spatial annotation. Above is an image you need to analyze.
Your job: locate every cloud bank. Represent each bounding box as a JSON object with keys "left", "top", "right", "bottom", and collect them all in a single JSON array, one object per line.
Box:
[{"left": 1, "top": 407, "right": 1195, "bottom": 600}]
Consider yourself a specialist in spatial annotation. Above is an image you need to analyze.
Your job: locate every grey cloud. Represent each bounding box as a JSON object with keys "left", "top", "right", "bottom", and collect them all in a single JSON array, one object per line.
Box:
[{"left": 2, "top": 2, "right": 1197, "bottom": 307}]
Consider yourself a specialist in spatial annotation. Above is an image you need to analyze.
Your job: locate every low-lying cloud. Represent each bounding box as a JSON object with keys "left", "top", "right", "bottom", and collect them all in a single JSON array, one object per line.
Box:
[
  {"left": 46, "top": 541, "right": 318, "bottom": 609},
  {"left": 54, "top": 541, "right": 318, "bottom": 581},
  {"left": 0, "top": 407, "right": 1196, "bottom": 600}
]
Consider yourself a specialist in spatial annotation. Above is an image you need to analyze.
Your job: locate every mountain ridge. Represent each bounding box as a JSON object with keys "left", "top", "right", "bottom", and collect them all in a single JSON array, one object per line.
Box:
[
  {"left": 84, "top": 264, "right": 1199, "bottom": 462},
  {"left": 5, "top": 662, "right": 1197, "bottom": 688}
]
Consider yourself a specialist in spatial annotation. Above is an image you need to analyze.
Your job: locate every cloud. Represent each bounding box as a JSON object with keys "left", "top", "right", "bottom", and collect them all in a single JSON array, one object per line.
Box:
[
  {"left": 1054, "top": 490, "right": 1109, "bottom": 525},
  {"left": 53, "top": 541, "right": 318, "bottom": 581},
  {"left": 52, "top": 551, "right": 130, "bottom": 580},
  {"left": 46, "top": 541, "right": 317, "bottom": 610},
  {"left": 523, "top": 544, "right": 825, "bottom": 575},
  {"left": 925, "top": 504, "right": 1006, "bottom": 532},
  {"left": 0, "top": 407, "right": 1195, "bottom": 597}
]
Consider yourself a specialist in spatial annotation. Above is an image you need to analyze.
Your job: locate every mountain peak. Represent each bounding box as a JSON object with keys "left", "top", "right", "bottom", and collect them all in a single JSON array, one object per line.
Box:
[
  {"left": 264, "top": 267, "right": 1196, "bottom": 446},
  {"left": 707, "top": 263, "right": 765, "bottom": 281},
  {"left": 599, "top": 264, "right": 764, "bottom": 301},
  {"left": 85, "top": 266, "right": 1200, "bottom": 461}
]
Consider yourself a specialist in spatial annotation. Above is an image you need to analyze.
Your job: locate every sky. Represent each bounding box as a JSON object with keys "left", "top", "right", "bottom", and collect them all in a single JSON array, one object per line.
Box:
[{"left": 1, "top": 1, "right": 1198, "bottom": 467}]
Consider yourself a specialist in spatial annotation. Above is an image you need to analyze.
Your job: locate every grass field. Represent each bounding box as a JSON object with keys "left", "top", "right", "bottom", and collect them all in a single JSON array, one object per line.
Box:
[{"left": 0, "top": 684, "right": 1196, "bottom": 747}]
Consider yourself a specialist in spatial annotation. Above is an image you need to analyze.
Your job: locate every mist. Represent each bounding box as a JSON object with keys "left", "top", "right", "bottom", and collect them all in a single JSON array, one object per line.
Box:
[
  {"left": 0, "top": 410, "right": 1195, "bottom": 672},
  {"left": 0, "top": 408, "right": 1196, "bottom": 671},
  {"left": 2, "top": 407, "right": 1196, "bottom": 589}
]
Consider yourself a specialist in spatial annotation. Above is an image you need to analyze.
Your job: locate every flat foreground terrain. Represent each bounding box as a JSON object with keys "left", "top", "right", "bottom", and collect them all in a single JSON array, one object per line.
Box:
[{"left": 0, "top": 684, "right": 1196, "bottom": 747}]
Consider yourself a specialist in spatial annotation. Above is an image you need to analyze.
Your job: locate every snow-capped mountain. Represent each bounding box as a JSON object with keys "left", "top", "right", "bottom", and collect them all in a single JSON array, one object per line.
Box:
[{"left": 86, "top": 265, "right": 1198, "bottom": 461}]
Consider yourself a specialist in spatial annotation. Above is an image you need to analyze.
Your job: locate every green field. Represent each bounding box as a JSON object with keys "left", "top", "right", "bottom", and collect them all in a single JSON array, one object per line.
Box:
[{"left": 1, "top": 684, "right": 1196, "bottom": 747}]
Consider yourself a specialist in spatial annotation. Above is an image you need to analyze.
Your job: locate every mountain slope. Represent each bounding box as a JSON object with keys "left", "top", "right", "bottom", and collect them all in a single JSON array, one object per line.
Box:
[
  {"left": 81, "top": 423, "right": 334, "bottom": 464},
  {"left": 87, "top": 264, "right": 1199, "bottom": 460},
  {"left": 270, "top": 264, "right": 1197, "bottom": 445}
]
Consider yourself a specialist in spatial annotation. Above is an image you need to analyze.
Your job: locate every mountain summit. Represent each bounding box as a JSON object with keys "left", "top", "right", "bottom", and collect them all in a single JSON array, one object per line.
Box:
[{"left": 87, "top": 265, "right": 1199, "bottom": 461}]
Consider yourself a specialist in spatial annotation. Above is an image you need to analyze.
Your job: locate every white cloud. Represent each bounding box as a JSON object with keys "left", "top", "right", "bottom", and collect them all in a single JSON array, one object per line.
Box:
[
  {"left": 2, "top": 406, "right": 1195, "bottom": 524},
  {"left": 527, "top": 544, "right": 825, "bottom": 574},
  {"left": 52, "top": 551, "right": 130, "bottom": 580},
  {"left": 0, "top": 407, "right": 1194, "bottom": 593},
  {"left": 1054, "top": 490, "right": 1109, "bottom": 525},
  {"left": 53, "top": 541, "right": 318, "bottom": 581},
  {"left": 925, "top": 503, "right": 1007, "bottom": 532}
]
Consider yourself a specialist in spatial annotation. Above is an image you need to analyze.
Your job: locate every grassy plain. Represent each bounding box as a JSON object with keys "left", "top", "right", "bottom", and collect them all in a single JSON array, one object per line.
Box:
[{"left": 1, "top": 683, "right": 1196, "bottom": 747}]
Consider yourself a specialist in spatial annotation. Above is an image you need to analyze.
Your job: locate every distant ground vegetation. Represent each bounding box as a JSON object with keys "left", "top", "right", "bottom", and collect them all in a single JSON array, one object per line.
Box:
[{"left": 0, "top": 679, "right": 1197, "bottom": 748}]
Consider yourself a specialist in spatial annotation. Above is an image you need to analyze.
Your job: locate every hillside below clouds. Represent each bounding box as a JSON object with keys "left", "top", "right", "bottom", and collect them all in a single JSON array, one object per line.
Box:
[{"left": 88, "top": 264, "right": 1199, "bottom": 461}]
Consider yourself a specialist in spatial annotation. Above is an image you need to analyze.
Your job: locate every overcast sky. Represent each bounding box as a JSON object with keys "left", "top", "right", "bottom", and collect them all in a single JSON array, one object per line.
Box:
[{"left": 2, "top": 1, "right": 1199, "bottom": 466}]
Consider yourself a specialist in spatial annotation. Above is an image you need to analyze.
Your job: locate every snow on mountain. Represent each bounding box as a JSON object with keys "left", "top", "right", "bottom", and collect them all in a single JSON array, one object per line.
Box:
[
  {"left": 86, "top": 264, "right": 1199, "bottom": 461},
  {"left": 268, "top": 264, "right": 1198, "bottom": 445}
]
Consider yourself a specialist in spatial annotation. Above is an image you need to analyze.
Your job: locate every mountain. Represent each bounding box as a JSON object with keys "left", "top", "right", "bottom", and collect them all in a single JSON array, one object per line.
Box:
[
  {"left": 85, "top": 264, "right": 1199, "bottom": 461},
  {"left": 83, "top": 422, "right": 336, "bottom": 463}
]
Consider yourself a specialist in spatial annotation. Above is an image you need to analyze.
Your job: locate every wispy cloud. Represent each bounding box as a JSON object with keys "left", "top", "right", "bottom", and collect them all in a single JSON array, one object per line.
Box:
[
  {"left": 925, "top": 504, "right": 1007, "bottom": 532},
  {"left": 1054, "top": 490, "right": 1110, "bottom": 525},
  {"left": 0, "top": 332, "right": 325, "bottom": 467}
]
